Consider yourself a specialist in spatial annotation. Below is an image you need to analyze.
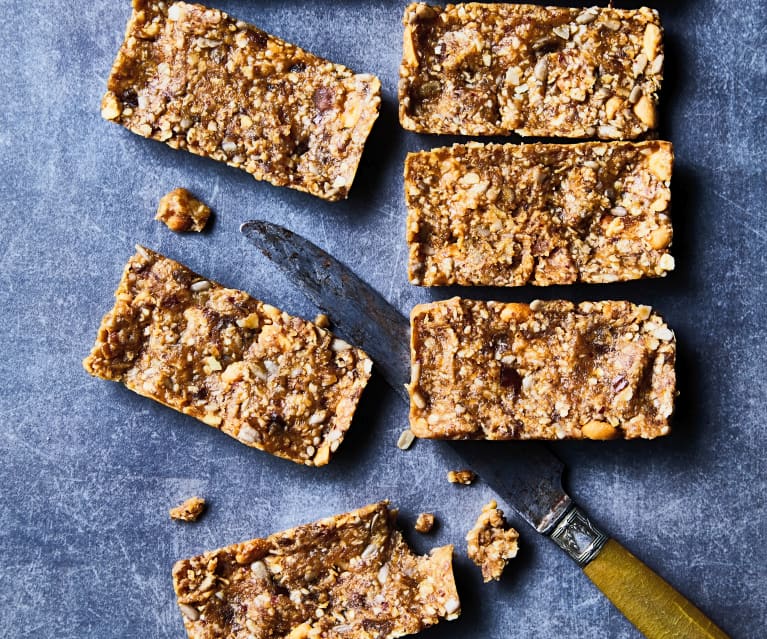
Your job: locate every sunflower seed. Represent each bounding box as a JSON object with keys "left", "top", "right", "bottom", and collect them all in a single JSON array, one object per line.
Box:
[{"left": 397, "top": 429, "right": 415, "bottom": 450}]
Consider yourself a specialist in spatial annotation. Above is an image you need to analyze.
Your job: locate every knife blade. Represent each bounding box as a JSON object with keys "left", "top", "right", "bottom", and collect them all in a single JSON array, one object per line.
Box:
[{"left": 241, "top": 220, "right": 730, "bottom": 639}]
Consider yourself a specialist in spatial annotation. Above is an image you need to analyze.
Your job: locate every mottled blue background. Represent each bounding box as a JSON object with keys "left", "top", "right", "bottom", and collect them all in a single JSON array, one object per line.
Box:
[{"left": 0, "top": 1, "right": 764, "bottom": 637}]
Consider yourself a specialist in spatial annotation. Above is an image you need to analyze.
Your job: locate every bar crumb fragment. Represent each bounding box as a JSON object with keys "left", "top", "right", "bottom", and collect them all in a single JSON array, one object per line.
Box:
[
  {"left": 406, "top": 141, "right": 674, "bottom": 286},
  {"left": 409, "top": 298, "right": 675, "bottom": 440},
  {"left": 157, "top": 188, "right": 211, "bottom": 233},
  {"left": 102, "top": 1, "right": 381, "bottom": 201},
  {"left": 170, "top": 496, "right": 206, "bottom": 522},
  {"left": 83, "top": 246, "right": 372, "bottom": 466},
  {"left": 447, "top": 470, "right": 476, "bottom": 485},
  {"left": 399, "top": 3, "right": 663, "bottom": 138},
  {"left": 466, "top": 500, "right": 519, "bottom": 583},
  {"left": 415, "top": 513, "right": 436, "bottom": 533},
  {"left": 172, "top": 501, "right": 460, "bottom": 638}
]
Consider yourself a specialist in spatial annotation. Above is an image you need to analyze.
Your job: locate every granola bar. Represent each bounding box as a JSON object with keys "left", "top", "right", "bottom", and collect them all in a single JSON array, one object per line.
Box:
[
  {"left": 409, "top": 298, "right": 675, "bottom": 440},
  {"left": 406, "top": 140, "right": 674, "bottom": 286},
  {"left": 102, "top": 1, "right": 381, "bottom": 201},
  {"left": 399, "top": 3, "right": 663, "bottom": 138},
  {"left": 172, "top": 502, "right": 461, "bottom": 638},
  {"left": 83, "top": 247, "right": 372, "bottom": 466},
  {"left": 156, "top": 188, "right": 211, "bottom": 233},
  {"left": 466, "top": 500, "right": 519, "bottom": 582}
]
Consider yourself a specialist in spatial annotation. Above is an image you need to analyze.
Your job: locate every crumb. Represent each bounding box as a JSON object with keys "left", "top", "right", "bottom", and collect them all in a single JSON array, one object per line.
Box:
[
  {"left": 447, "top": 469, "right": 477, "bottom": 485},
  {"left": 314, "top": 313, "right": 331, "bottom": 329},
  {"left": 156, "top": 188, "right": 211, "bottom": 232},
  {"left": 169, "top": 496, "right": 206, "bottom": 522},
  {"left": 466, "top": 500, "right": 519, "bottom": 582},
  {"left": 414, "top": 513, "right": 435, "bottom": 534}
]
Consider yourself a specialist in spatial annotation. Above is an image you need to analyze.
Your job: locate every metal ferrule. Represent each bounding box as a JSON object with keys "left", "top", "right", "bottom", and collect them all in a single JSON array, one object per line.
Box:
[{"left": 549, "top": 505, "right": 609, "bottom": 567}]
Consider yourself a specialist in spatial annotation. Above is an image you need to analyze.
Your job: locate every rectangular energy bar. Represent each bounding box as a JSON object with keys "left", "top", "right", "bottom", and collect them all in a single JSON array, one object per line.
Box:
[
  {"left": 83, "top": 247, "right": 372, "bottom": 466},
  {"left": 102, "top": 1, "right": 381, "bottom": 201},
  {"left": 406, "top": 140, "right": 674, "bottom": 286},
  {"left": 399, "top": 3, "right": 663, "bottom": 138},
  {"left": 172, "top": 502, "right": 460, "bottom": 638},
  {"left": 409, "top": 298, "right": 675, "bottom": 440}
]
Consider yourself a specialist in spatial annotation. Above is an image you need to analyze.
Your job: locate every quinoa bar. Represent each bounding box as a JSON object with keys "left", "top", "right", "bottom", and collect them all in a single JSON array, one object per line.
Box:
[
  {"left": 172, "top": 501, "right": 461, "bottom": 638},
  {"left": 466, "top": 500, "right": 519, "bottom": 582},
  {"left": 102, "top": 1, "right": 381, "bottom": 201},
  {"left": 83, "top": 247, "right": 372, "bottom": 466},
  {"left": 399, "top": 3, "right": 663, "bottom": 138},
  {"left": 409, "top": 298, "right": 675, "bottom": 440},
  {"left": 406, "top": 140, "right": 674, "bottom": 286}
]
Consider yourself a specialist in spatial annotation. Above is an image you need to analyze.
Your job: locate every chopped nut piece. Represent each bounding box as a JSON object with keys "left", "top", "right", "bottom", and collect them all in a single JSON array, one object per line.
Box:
[
  {"left": 447, "top": 470, "right": 477, "bottom": 485},
  {"left": 466, "top": 501, "right": 519, "bottom": 582},
  {"left": 103, "top": 1, "right": 381, "bottom": 201},
  {"left": 169, "top": 496, "right": 206, "bottom": 522},
  {"left": 415, "top": 513, "right": 436, "bottom": 534},
  {"left": 83, "top": 247, "right": 372, "bottom": 466},
  {"left": 172, "top": 502, "right": 460, "bottom": 638},
  {"left": 410, "top": 298, "right": 676, "bottom": 440},
  {"left": 314, "top": 313, "right": 331, "bottom": 329},
  {"left": 397, "top": 429, "right": 416, "bottom": 450},
  {"left": 156, "top": 188, "right": 211, "bottom": 233},
  {"left": 399, "top": 3, "right": 663, "bottom": 138},
  {"left": 581, "top": 420, "right": 619, "bottom": 441},
  {"left": 659, "top": 254, "right": 676, "bottom": 271},
  {"left": 406, "top": 141, "right": 674, "bottom": 287}
]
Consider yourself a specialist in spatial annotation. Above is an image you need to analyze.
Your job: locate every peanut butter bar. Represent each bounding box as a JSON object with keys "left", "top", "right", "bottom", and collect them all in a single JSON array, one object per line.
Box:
[
  {"left": 102, "top": 1, "right": 381, "bottom": 201},
  {"left": 409, "top": 298, "right": 675, "bottom": 440},
  {"left": 83, "top": 247, "right": 372, "bottom": 466},
  {"left": 406, "top": 140, "right": 674, "bottom": 286},
  {"left": 466, "top": 501, "right": 519, "bottom": 582},
  {"left": 399, "top": 3, "right": 663, "bottom": 138},
  {"left": 172, "top": 502, "right": 461, "bottom": 638}
]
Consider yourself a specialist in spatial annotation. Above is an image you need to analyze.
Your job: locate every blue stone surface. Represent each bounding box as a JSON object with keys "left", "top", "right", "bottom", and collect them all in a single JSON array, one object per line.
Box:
[{"left": 0, "top": 1, "right": 764, "bottom": 637}]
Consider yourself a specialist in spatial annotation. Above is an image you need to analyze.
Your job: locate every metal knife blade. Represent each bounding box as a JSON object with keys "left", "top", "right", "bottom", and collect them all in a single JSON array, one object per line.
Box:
[{"left": 241, "top": 220, "right": 571, "bottom": 533}]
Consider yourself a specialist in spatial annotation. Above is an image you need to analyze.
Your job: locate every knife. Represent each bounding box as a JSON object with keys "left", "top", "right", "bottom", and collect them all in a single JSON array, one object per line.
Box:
[{"left": 241, "top": 220, "right": 729, "bottom": 639}]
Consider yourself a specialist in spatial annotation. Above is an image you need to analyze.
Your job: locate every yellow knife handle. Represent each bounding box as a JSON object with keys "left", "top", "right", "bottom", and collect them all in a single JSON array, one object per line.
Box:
[{"left": 549, "top": 507, "right": 730, "bottom": 639}]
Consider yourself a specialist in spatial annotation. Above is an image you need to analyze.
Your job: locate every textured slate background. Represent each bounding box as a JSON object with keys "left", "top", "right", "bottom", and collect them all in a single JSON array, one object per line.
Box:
[{"left": 1, "top": 1, "right": 765, "bottom": 637}]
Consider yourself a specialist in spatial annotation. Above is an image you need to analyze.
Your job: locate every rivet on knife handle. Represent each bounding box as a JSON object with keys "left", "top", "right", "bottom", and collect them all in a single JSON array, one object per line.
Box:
[{"left": 552, "top": 506, "right": 730, "bottom": 639}]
